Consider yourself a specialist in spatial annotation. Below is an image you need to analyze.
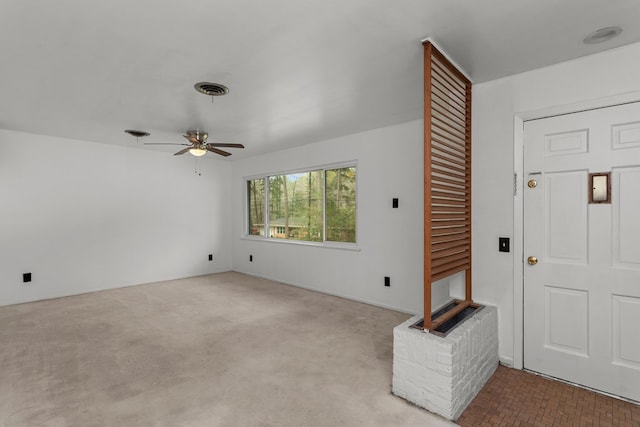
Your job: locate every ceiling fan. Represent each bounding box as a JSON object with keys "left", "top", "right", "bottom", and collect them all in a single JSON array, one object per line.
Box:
[{"left": 143, "top": 130, "right": 244, "bottom": 157}]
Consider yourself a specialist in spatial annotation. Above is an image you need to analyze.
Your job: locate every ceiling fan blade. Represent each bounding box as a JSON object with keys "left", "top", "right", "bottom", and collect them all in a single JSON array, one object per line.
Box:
[
  {"left": 207, "top": 143, "right": 245, "bottom": 149},
  {"left": 174, "top": 147, "right": 192, "bottom": 156},
  {"left": 183, "top": 134, "right": 200, "bottom": 144},
  {"left": 206, "top": 146, "right": 232, "bottom": 157},
  {"left": 144, "top": 143, "right": 190, "bottom": 146}
]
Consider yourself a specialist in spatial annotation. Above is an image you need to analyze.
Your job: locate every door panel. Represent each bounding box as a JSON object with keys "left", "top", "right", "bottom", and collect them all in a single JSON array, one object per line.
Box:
[
  {"left": 524, "top": 102, "right": 640, "bottom": 402},
  {"left": 614, "top": 167, "right": 640, "bottom": 266},
  {"left": 545, "top": 171, "right": 588, "bottom": 262},
  {"left": 544, "top": 286, "right": 589, "bottom": 357},
  {"left": 613, "top": 295, "right": 640, "bottom": 370},
  {"left": 544, "top": 130, "right": 589, "bottom": 156},
  {"left": 612, "top": 121, "right": 640, "bottom": 150}
]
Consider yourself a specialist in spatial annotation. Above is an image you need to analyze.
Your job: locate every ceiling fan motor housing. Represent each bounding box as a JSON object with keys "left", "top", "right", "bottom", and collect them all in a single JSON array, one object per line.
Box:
[{"left": 185, "top": 130, "right": 208, "bottom": 144}]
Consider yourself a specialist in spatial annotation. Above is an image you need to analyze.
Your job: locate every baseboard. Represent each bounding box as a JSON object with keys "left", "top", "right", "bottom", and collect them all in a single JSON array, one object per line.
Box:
[
  {"left": 233, "top": 269, "right": 417, "bottom": 316},
  {"left": 0, "top": 269, "right": 231, "bottom": 308},
  {"left": 499, "top": 356, "right": 514, "bottom": 368}
]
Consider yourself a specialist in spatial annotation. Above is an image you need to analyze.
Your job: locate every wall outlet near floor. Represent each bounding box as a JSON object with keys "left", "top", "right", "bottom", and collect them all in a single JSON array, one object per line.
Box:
[
  {"left": 249, "top": 255, "right": 253, "bottom": 262},
  {"left": 23, "top": 273, "right": 31, "bottom": 283},
  {"left": 208, "top": 254, "right": 213, "bottom": 261},
  {"left": 384, "top": 276, "right": 390, "bottom": 287}
]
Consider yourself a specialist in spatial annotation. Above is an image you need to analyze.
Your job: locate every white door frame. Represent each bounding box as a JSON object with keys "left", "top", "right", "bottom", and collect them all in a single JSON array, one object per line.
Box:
[{"left": 512, "top": 91, "right": 640, "bottom": 370}]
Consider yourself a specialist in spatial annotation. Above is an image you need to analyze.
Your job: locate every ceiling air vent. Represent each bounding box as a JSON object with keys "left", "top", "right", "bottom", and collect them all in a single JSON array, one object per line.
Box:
[
  {"left": 124, "top": 129, "right": 150, "bottom": 138},
  {"left": 194, "top": 82, "right": 229, "bottom": 96}
]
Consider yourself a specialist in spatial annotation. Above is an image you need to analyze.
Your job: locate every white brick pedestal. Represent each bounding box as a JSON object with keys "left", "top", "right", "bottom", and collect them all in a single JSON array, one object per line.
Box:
[{"left": 392, "top": 306, "right": 498, "bottom": 421}]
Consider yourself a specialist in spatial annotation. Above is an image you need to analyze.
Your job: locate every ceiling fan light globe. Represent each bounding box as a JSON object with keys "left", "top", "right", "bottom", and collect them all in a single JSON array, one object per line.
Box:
[{"left": 189, "top": 148, "right": 207, "bottom": 157}]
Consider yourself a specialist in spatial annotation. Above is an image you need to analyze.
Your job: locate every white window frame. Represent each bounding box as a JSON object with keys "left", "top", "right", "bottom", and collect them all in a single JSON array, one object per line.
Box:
[{"left": 243, "top": 161, "right": 359, "bottom": 250}]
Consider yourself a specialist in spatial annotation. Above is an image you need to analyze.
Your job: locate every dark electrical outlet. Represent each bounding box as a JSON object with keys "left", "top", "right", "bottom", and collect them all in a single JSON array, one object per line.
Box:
[
  {"left": 384, "top": 276, "right": 390, "bottom": 287},
  {"left": 499, "top": 237, "right": 510, "bottom": 253},
  {"left": 23, "top": 273, "right": 31, "bottom": 283},
  {"left": 208, "top": 254, "right": 213, "bottom": 261},
  {"left": 249, "top": 255, "right": 253, "bottom": 262},
  {"left": 392, "top": 198, "right": 399, "bottom": 208}
]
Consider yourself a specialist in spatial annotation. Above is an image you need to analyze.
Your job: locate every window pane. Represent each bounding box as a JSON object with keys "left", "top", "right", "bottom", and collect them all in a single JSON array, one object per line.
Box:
[
  {"left": 247, "top": 178, "right": 265, "bottom": 236},
  {"left": 268, "top": 171, "right": 323, "bottom": 241},
  {"left": 325, "top": 167, "right": 356, "bottom": 243}
]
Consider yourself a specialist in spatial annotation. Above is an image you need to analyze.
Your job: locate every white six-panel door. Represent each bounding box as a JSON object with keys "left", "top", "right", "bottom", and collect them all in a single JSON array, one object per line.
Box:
[{"left": 524, "top": 102, "right": 640, "bottom": 402}]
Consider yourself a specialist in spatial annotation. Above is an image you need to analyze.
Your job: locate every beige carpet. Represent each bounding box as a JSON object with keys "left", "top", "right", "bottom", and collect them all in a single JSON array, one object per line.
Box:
[{"left": 0, "top": 272, "right": 453, "bottom": 426}]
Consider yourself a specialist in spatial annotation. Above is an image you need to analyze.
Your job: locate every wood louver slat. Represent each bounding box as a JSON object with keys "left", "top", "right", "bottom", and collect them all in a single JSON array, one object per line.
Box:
[
  {"left": 431, "top": 252, "right": 471, "bottom": 269},
  {"left": 432, "top": 222, "right": 469, "bottom": 230},
  {"left": 432, "top": 87, "right": 467, "bottom": 115},
  {"left": 432, "top": 96, "right": 466, "bottom": 122},
  {"left": 431, "top": 168, "right": 466, "bottom": 182},
  {"left": 433, "top": 57, "right": 467, "bottom": 88},
  {"left": 432, "top": 114, "right": 467, "bottom": 139},
  {"left": 434, "top": 118, "right": 466, "bottom": 138},
  {"left": 431, "top": 191, "right": 466, "bottom": 201},
  {"left": 432, "top": 176, "right": 467, "bottom": 188},
  {"left": 432, "top": 158, "right": 466, "bottom": 172},
  {"left": 431, "top": 231, "right": 468, "bottom": 240},
  {"left": 432, "top": 179, "right": 467, "bottom": 190},
  {"left": 431, "top": 118, "right": 467, "bottom": 140},
  {"left": 432, "top": 200, "right": 467, "bottom": 209},
  {"left": 431, "top": 152, "right": 466, "bottom": 168},
  {"left": 432, "top": 240, "right": 471, "bottom": 253},
  {"left": 431, "top": 263, "right": 470, "bottom": 279},
  {"left": 431, "top": 70, "right": 466, "bottom": 102},
  {"left": 433, "top": 146, "right": 466, "bottom": 163},
  {"left": 431, "top": 231, "right": 470, "bottom": 241},
  {"left": 424, "top": 41, "right": 473, "bottom": 332},
  {"left": 430, "top": 300, "right": 472, "bottom": 329}
]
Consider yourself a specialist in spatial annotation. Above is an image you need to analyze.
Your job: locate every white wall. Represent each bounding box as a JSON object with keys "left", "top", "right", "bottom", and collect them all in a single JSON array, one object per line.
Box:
[
  {"left": 231, "top": 120, "right": 453, "bottom": 314},
  {"left": 6, "top": 41, "right": 640, "bottom": 365},
  {"left": 0, "top": 129, "right": 232, "bottom": 306},
  {"left": 473, "top": 41, "right": 640, "bottom": 365}
]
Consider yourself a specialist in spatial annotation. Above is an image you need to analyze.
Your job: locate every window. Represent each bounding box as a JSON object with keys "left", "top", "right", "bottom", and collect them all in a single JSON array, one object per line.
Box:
[
  {"left": 325, "top": 167, "right": 356, "bottom": 243},
  {"left": 269, "top": 171, "right": 323, "bottom": 242},
  {"left": 246, "top": 165, "right": 356, "bottom": 244},
  {"left": 247, "top": 178, "right": 265, "bottom": 236}
]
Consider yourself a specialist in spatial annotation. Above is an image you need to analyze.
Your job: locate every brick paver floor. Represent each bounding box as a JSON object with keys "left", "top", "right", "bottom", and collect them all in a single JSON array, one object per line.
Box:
[{"left": 457, "top": 365, "right": 640, "bottom": 426}]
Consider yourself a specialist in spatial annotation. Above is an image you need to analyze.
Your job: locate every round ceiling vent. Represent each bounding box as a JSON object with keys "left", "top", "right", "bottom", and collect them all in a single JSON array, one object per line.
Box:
[
  {"left": 194, "top": 82, "right": 229, "bottom": 96},
  {"left": 583, "top": 26, "right": 622, "bottom": 44}
]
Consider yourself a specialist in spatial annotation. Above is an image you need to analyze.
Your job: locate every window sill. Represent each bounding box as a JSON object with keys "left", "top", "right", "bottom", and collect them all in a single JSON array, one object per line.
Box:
[{"left": 240, "top": 235, "right": 361, "bottom": 251}]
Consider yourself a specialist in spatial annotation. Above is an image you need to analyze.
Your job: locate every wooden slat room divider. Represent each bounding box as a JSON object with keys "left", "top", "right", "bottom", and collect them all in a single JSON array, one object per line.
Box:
[{"left": 423, "top": 41, "right": 473, "bottom": 331}]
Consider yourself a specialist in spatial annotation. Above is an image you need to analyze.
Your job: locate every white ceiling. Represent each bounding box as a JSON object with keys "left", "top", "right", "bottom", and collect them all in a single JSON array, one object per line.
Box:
[{"left": 1, "top": 0, "right": 639, "bottom": 160}]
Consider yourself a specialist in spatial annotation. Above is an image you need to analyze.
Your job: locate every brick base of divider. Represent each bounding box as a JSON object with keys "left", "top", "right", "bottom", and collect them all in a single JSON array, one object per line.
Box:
[{"left": 392, "top": 305, "right": 499, "bottom": 421}]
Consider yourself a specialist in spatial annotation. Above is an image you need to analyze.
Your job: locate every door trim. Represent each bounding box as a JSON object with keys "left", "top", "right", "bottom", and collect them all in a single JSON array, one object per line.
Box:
[{"left": 512, "top": 91, "right": 640, "bottom": 370}]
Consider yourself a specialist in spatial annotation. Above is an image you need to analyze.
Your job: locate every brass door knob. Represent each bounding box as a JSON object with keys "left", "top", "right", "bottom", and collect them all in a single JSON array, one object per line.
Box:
[
  {"left": 528, "top": 179, "right": 537, "bottom": 188},
  {"left": 527, "top": 256, "right": 538, "bottom": 265}
]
